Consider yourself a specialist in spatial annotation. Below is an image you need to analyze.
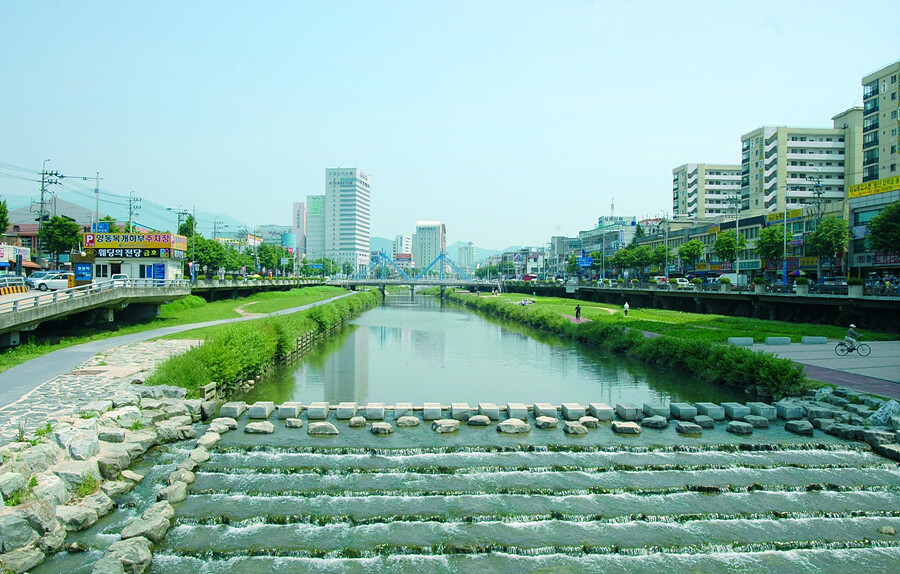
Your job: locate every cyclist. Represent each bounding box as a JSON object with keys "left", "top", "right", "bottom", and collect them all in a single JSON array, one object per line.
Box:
[{"left": 845, "top": 324, "right": 860, "bottom": 351}]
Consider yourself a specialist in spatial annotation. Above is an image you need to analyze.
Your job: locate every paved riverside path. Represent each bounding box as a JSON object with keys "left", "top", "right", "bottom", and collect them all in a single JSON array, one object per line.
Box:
[
  {"left": 750, "top": 340, "right": 900, "bottom": 400},
  {"left": 0, "top": 292, "right": 355, "bottom": 411}
]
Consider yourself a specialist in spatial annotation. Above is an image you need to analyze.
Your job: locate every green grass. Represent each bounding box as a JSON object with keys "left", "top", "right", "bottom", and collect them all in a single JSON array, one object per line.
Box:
[
  {"left": 0, "top": 286, "right": 350, "bottom": 373},
  {"left": 75, "top": 473, "right": 100, "bottom": 498}
]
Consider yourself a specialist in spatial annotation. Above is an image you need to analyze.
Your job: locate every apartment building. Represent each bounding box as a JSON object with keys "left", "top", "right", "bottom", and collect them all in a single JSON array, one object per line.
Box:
[
  {"left": 324, "top": 168, "right": 371, "bottom": 271},
  {"left": 862, "top": 60, "right": 900, "bottom": 183},
  {"left": 412, "top": 221, "right": 446, "bottom": 273},
  {"left": 672, "top": 163, "right": 741, "bottom": 218},
  {"left": 305, "top": 195, "right": 325, "bottom": 261},
  {"left": 458, "top": 242, "right": 476, "bottom": 273},
  {"left": 392, "top": 234, "right": 412, "bottom": 258},
  {"left": 740, "top": 108, "right": 862, "bottom": 217}
]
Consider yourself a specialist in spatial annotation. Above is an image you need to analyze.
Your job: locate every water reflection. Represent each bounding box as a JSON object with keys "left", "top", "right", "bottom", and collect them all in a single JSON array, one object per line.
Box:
[{"left": 236, "top": 295, "right": 745, "bottom": 406}]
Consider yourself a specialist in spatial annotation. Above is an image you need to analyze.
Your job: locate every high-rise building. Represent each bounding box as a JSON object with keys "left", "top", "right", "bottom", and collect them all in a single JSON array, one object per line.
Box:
[
  {"left": 292, "top": 202, "right": 306, "bottom": 258},
  {"left": 672, "top": 164, "right": 741, "bottom": 218},
  {"left": 393, "top": 234, "right": 412, "bottom": 258},
  {"left": 325, "top": 167, "right": 371, "bottom": 271},
  {"left": 412, "top": 221, "right": 445, "bottom": 273},
  {"left": 862, "top": 60, "right": 900, "bottom": 183},
  {"left": 458, "top": 242, "right": 476, "bottom": 272},
  {"left": 305, "top": 194, "right": 325, "bottom": 262},
  {"left": 740, "top": 108, "right": 862, "bottom": 216}
]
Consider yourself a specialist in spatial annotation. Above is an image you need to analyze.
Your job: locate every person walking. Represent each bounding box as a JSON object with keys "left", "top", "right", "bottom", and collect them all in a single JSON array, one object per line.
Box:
[
  {"left": 575, "top": 304, "right": 581, "bottom": 321},
  {"left": 623, "top": 302, "right": 629, "bottom": 316}
]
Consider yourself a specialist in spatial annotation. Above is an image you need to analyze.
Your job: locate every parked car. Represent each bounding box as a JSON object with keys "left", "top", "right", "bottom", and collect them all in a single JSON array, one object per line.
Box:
[
  {"left": 674, "top": 277, "right": 691, "bottom": 289},
  {"left": 111, "top": 273, "right": 129, "bottom": 287},
  {"left": 25, "top": 270, "right": 53, "bottom": 289},
  {"left": 34, "top": 272, "right": 74, "bottom": 291}
]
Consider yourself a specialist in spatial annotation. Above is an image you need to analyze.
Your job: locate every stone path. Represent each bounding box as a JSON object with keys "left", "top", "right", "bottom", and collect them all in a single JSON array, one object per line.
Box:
[{"left": 0, "top": 339, "right": 201, "bottom": 444}]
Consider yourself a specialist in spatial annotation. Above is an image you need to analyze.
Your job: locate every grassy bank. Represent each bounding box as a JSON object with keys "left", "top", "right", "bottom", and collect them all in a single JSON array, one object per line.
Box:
[
  {"left": 145, "top": 290, "right": 381, "bottom": 398},
  {"left": 0, "top": 286, "right": 350, "bottom": 374},
  {"left": 444, "top": 291, "right": 809, "bottom": 396}
]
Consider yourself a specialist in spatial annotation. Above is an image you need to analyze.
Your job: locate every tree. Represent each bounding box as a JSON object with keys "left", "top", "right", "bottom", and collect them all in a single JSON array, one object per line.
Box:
[
  {"left": 610, "top": 248, "right": 632, "bottom": 276},
  {"left": 712, "top": 230, "right": 747, "bottom": 267},
  {"left": 178, "top": 215, "right": 196, "bottom": 239},
  {"left": 868, "top": 202, "right": 900, "bottom": 255},
  {"left": 342, "top": 262, "right": 355, "bottom": 277},
  {"left": 651, "top": 244, "right": 671, "bottom": 269},
  {"left": 195, "top": 236, "right": 226, "bottom": 275},
  {"left": 630, "top": 245, "right": 651, "bottom": 277},
  {"left": 807, "top": 216, "right": 849, "bottom": 274},
  {"left": 566, "top": 255, "right": 579, "bottom": 275},
  {"left": 38, "top": 216, "right": 81, "bottom": 262},
  {"left": 756, "top": 225, "right": 788, "bottom": 274},
  {"left": 0, "top": 200, "right": 9, "bottom": 236},
  {"left": 99, "top": 215, "right": 122, "bottom": 233},
  {"left": 678, "top": 239, "right": 704, "bottom": 270},
  {"left": 629, "top": 224, "right": 645, "bottom": 246}
]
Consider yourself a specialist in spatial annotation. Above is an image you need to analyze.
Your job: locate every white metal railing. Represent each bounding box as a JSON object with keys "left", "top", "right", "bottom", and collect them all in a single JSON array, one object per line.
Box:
[
  {"left": 0, "top": 276, "right": 26, "bottom": 289},
  {"left": 0, "top": 278, "right": 190, "bottom": 316}
]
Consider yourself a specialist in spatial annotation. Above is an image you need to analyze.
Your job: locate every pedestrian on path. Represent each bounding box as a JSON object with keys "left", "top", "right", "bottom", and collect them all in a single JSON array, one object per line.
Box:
[
  {"left": 623, "top": 302, "right": 629, "bottom": 316},
  {"left": 575, "top": 304, "right": 581, "bottom": 320}
]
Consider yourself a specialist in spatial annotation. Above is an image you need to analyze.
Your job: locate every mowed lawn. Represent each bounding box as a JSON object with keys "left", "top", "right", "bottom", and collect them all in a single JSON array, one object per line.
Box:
[{"left": 464, "top": 291, "right": 898, "bottom": 344}]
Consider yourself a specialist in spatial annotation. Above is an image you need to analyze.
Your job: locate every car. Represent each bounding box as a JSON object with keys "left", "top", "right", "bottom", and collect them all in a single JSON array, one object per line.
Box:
[
  {"left": 111, "top": 273, "right": 129, "bottom": 287},
  {"left": 34, "top": 272, "right": 74, "bottom": 291},
  {"left": 25, "top": 270, "right": 53, "bottom": 289},
  {"left": 675, "top": 278, "right": 691, "bottom": 289}
]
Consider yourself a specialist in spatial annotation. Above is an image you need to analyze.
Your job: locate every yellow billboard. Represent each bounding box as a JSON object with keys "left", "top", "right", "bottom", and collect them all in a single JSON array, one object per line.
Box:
[
  {"left": 849, "top": 175, "right": 900, "bottom": 198},
  {"left": 83, "top": 233, "right": 188, "bottom": 250}
]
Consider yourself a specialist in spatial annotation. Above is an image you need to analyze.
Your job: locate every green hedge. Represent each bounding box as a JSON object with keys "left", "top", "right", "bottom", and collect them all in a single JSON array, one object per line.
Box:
[
  {"left": 146, "top": 290, "right": 381, "bottom": 397},
  {"left": 446, "top": 292, "right": 807, "bottom": 396}
]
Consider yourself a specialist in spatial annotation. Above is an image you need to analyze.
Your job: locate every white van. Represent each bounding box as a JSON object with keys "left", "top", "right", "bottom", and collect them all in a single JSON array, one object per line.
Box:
[{"left": 716, "top": 273, "right": 748, "bottom": 286}]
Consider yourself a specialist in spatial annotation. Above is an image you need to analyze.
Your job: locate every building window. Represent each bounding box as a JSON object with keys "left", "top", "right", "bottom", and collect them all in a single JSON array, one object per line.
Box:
[{"left": 893, "top": 164, "right": 898, "bottom": 173}]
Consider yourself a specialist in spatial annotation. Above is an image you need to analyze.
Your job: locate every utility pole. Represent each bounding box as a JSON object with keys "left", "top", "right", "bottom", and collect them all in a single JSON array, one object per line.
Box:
[
  {"left": 128, "top": 191, "right": 141, "bottom": 232},
  {"left": 37, "top": 160, "right": 61, "bottom": 265},
  {"left": 94, "top": 172, "right": 102, "bottom": 230}
]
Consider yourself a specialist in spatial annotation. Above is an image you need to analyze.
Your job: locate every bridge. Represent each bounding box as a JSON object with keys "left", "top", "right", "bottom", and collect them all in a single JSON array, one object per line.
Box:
[{"left": 332, "top": 250, "right": 488, "bottom": 291}]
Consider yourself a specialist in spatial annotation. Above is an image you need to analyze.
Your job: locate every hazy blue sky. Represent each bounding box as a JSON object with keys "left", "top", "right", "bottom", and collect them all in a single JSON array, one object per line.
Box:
[{"left": 1, "top": 0, "right": 897, "bottom": 250}]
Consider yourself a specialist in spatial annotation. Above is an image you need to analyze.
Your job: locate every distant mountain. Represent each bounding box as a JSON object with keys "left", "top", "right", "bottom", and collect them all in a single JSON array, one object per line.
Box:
[{"left": 370, "top": 236, "right": 394, "bottom": 254}]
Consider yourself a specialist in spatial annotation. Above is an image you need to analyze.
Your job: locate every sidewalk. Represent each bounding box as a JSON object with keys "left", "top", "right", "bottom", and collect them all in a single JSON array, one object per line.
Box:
[{"left": 750, "top": 340, "right": 900, "bottom": 399}]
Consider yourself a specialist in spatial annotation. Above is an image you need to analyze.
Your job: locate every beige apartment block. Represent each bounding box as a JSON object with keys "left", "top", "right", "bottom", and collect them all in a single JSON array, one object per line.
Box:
[
  {"left": 672, "top": 163, "right": 741, "bottom": 218},
  {"left": 740, "top": 107, "right": 862, "bottom": 217},
  {"left": 862, "top": 60, "right": 900, "bottom": 183}
]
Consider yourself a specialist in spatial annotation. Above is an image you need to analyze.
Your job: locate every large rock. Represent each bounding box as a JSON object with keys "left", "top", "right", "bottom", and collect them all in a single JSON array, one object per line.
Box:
[
  {"left": 210, "top": 417, "right": 238, "bottom": 430},
  {"left": 785, "top": 419, "right": 815, "bottom": 437},
  {"left": 563, "top": 421, "right": 587, "bottom": 435},
  {"left": 156, "top": 481, "right": 187, "bottom": 503},
  {"left": 56, "top": 505, "right": 99, "bottom": 531},
  {"left": 466, "top": 415, "right": 491, "bottom": 426},
  {"left": 154, "top": 421, "right": 183, "bottom": 443},
  {"left": 371, "top": 422, "right": 394, "bottom": 435},
  {"left": 98, "top": 427, "right": 126, "bottom": 443},
  {"left": 52, "top": 460, "right": 100, "bottom": 492},
  {"left": 0, "top": 514, "right": 38, "bottom": 552},
  {"left": 611, "top": 421, "right": 641, "bottom": 435},
  {"left": 693, "top": 415, "right": 715, "bottom": 429},
  {"left": 431, "top": 419, "right": 459, "bottom": 433},
  {"left": 121, "top": 514, "right": 170, "bottom": 543},
  {"left": 18, "top": 497, "right": 57, "bottom": 535},
  {"left": 244, "top": 421, "right": 275, "bottom": 434},
  {"left": 123, "top": 430, "right": 158, "bottom": 453},
  {"left": 676, "top": 421, "right": 703, "bottom": 435},
  {"left": 167, "top": 469, "right": 195, "bottom": 486},
  {"left": 348, "top": 416, "right": 367, "bottom": 428},
  {"left": 534, "top": 416, "right": 558, "bottom": 429},
  {"left": 726, "top": 421, "right": 754, "bottom": 435},
  {"left": 578, "top": 416, "right": 599, "bottom": 428},
  {"left": 102, "top": 536, "right": 154, "bottom": 574},
  {"left": 284, "top": 418, "right": 304, "bottom": 429},
  {"left": 307, "top": 422, "right": 339, "bottom": 435},
  {"left": 867, "top": 400, "right": 900, "bottom": 427},
  {"left": 396, "top": 416, "right": 420, "bottom": 427},
  {"left": 196, "top": 432, "right": 220, "bottom": 448},
  {"left": 744, "top": 415, "right": 770, "bottom": 429},
  {"left": 669, "top": 403, "right": 697, "bottom": 421},
  {"left": 641, "top": 415, "right": 668, "bottom": 429},
  {"left": 82, "top": 491, "right": 115, "bottom": 518},
  {"left": 0, "top": 472, "right": 26, "bottom": 499},
  {"left": 37, "top": 522, "right": 66, "bottom": 554},
  {"left": 83, "top": 400, "right": 113, "bottom": 414},
  {"left": 497, "top": 419, "right": 530, "bottom": 434},
  {"left": 32, "top": 473, "right": 70, "bottom": 506},
  {"left": 107, "top": 406, "right": 142, "bottom": 429},
  {"left": 0, "top": 547, "right": 44, "bottom": 573},
  {"left": 69, "top": 433, "right": 100, "bottom": 461},
  {"left": 189, "top": 447, "right": 209, "bottom": 464}
]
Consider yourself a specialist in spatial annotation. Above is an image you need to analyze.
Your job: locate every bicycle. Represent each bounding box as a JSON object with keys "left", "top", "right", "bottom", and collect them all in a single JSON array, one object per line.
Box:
[{"left": 835, "top": 339, "right": 871, "bottom": 357}]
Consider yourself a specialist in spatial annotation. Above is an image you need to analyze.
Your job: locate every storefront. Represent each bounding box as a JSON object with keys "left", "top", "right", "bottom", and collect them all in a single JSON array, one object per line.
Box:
[{"left": 80, "top": 232, "right": 188, "bottom": 282}]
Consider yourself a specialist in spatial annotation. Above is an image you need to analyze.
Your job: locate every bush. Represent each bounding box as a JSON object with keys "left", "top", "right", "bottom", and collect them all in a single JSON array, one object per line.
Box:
[
  {"left": 225, "top": 275, "right": 234, "bottom": 280},
  {"left": 197, "top": 275, "right": 206, "bottom": 281},
  {"left": 212, "top": 275, "right": 220, "bottom": 280},
  {"left": 753, "top": 276, "right": 767, "bottom": 285},
  {"left": 668, "top": 278, "right": 677, "bottom": 284},
  {"left": 648, "top": 278, "right": 657, "bottom": 284},
  {"left": 847, "top": 277, "right": 864, "bottom": 285},
  {"left": 795, "top": 276, "right": 810, "bottom": 285},
  {"left": 691, "top": 277, "right": 702, "bottom": 284},
  {"left": 617, "top": 279, "right": 625, "bottom": 284},
  {"left": 719, "top": 277, "right": 732, "bottom": 284}
]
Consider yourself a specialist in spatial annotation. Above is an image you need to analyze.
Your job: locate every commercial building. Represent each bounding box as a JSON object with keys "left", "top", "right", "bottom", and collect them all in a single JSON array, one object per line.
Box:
[
  {"left": 578, "top": 216, "right": 639, "bottom": 275},
  {"left": 393, "top": 234, "right": 412, "bottom": 258},
  {"left": 672, "top": 164, "right": 741, "bottom": 218},
  {"left": 81, "top": 232, "right": 188, "bottom": 281},
  {"left": 848, "top": 176, "right": 900, "bottom": 277},
  {"left": 739, "top": 108, "right": 862, "bottom": 217},
  {"left": 862, "top": 60, "right": 900, "bottom": 183},
  {"left": 292, "top": 202, "right": 306, "bottom": 258},
  {"left": 457, "top": 242, "right": 476, "bottom": 273},
  {"left": 412, "top": 221, "right": 446, "bottom": 274},
  {"left": 324, "top": 168, "right": 371, "bottom": 272},
  {"left": 305, "top": 195, "right": 325, "bottom": 262}
]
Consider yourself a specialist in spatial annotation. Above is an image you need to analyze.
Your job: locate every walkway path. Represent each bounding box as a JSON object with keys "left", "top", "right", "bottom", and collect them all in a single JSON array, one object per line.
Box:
[{"left": 0, "top": 293, "right": 355, "bottom": 443}]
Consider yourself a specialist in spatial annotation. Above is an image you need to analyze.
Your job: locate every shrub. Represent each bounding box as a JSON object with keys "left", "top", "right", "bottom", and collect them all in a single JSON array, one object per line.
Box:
[
  {"left": 648, "top": 278, "right": 657, "bottom": 284},
  {"left": 212, "top": 275, "right": 220, "bottom": 280},
  {"left": 617, "top": 279, "right": 625, "bottom": 284},
  {"left": 753, "top": 276, "right": 767, "bottom": 285},
  {"left": 719, "top": 277, "right": 732, "bottom": 284},
  {"left": 225, "top": 275, "right": 234, "bottom": 280},
  {"left": 75, "top": 473, "right": 100, "bottom": 498},
  {"left": 795, "top": 277, "right": 810, "bottom": 285},
  {"left": 691, "top": 277, "right": 702, "bottom": 284},
  {"left": 668, "top": 278, "right": 677, "bottom": 284},
  {"left": 197, "top": 275, "right": 206, "bottom": 281},
  {"left": 847, "top": 277, "right": 864, "bottom": 285}
]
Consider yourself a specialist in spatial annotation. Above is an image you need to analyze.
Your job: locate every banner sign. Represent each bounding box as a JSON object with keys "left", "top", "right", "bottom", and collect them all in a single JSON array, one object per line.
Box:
[
  {"left": 577, "top": 257, "right": 593, "bottom": 268},
  {"left": 87, "top": 248, "right": 185, "bottom": 259},
  {"left": 84, "top": 233, "right": 188, "bottom": 251},
  {"left": 849, "top": 175, "right": 900, "bottom": 199}
]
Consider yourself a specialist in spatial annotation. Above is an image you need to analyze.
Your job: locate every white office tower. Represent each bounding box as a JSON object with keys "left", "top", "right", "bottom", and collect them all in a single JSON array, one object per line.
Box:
[
  {"left": 393, "top": 234, "right": 412, "bottom": 257},
  {"left": 324, "top": 168, "right": 371, "bottom": 271},
  {"left": 413, "top": 221, "right": 446, "bottom": 273},
  {"left": 292, "top": 202, "right": 306, "bottom": 258},
  {"left": 458, "top": 242, "right": 476, "bottom": 273},
  {"left": 672, "top": 164, "right": 741, "bottom": 218},
  {"left": 305, "top": 195, "right": 325, "bottom": 262}
]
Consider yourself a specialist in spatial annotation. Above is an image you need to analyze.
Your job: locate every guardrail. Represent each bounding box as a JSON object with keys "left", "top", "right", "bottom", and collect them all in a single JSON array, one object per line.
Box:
[
  {"left": 0, "top": 278, "right": 191, "bottom": 316},
  {"left": 0, "top": 276, "right": 26, "bottom": 289}
]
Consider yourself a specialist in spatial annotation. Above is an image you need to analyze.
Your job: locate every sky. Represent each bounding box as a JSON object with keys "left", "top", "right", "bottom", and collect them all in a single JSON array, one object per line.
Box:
[{"left": 1, "top": 0, "right": 897, "bottom": 251}]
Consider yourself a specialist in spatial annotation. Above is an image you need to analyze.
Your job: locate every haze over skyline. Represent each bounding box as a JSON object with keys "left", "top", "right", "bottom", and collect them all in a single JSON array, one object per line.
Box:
[{"left": 1, "top": 0, "right": 897, "bottom": 250}]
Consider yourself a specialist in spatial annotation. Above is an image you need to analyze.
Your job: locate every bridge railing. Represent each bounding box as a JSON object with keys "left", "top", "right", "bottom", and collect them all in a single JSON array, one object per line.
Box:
[
  {"left": 0, "top": 276, "right": 26, "bottom": 289},
  {"left": 0, "top": 278, "right": 191, "bottom": 316}
]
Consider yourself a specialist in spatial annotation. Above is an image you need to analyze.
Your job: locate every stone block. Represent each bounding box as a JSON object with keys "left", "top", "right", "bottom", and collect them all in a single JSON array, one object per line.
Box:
[
  {"left": 695, "top": 402, "right": 725, "bottom": 421},
  {"left": 335, "top": 402, "right": 357, "bottom": 420},
  {"left": 589, "top": 403, "right": 614, "bottom": 421},
  {"left": 563, "top": 421, "right": 588, "bottom": 435},
  {"left": 219, "top": 401, "right": 246, "bottom": 419},
  {"left": 722, "top": 402, "right": 751, "bottom": 420},
  {"left": 364, "top": 402, "right": 386, "bottom": 420},
  {"left": 747, "top": 402, "right": 777, "bottom": 420},
  {"left": 396, "top": 416, "right": 420, "bottom": 427},
  {"left": 0, "top": 514, "right": 37, "bottom": 552},
  {"left": 535, "top": 416, "right": 558, "bottom": 429},
  {"left": 307, "top": 402, "right": 330, "bottom": 420},
  {"left": 812, "top": 417, "right": 835, "bottom": 430},
  {"left": 451, "top": 403, "right": 471, "bottom": 421},
  {"left": 98, "top": 427, "right": 126, "bottom": 443},
  {"left": 669, "top": 402, "right": 697, "bottom": 421},
  {"left": 615, "top": 403, "right": 641, "bottom": 421},
  {"left": 371, "top": 422, "right": 394, "bottom": 435},
  {"left": 211, "top": 417, "right": 237, "bottom": 430},
  {"left": 244, "top": 421, "right": 275, "bottom": 434},
  {"left": 56, "top": 505, "right": 98, "bottom": 532},
  {"left": 775, "top": 400, "right": 804, "bottom": 420},
  {"left": 693, "top": 415, "right": 715, "bottom": 429},
  {"left": 307, "top": 422, "right": 339, "bottom": 435},
  {"left": 0, "top": 472, "right": 26, "bottom": 499},
  {"left": 744, "top": 414, "right": 770, "bottom": 428},
  {"left": 423, "top": 403, "right": 444, "bottom": 420},
  {"left": 765, "top": 336, "right": 791, "bottom": 345},
  {"left": 561, "top": 403, "right": 586, "bottom": 421},
  {"left": 431, "top": 419, "right": 459, "bottom": 433},
  {"left": 611, "top": 421, "right": 641, "bottom": 435},
  {"left": 497, "top": 419, "right": 531, "bottom": 434},
  {"left": 466, "top": 415, "right": 491, "bottom": 426},
  {"left": 478, "top": 403, "right": 500, "bottom": 421},
  {"left": 801, "top": 336, "right": 828, "bottom": 344},
  {"left": 785, "top": 419, "right": 814, "bottom": 436},
  {"left": 676, "top": 421, "right": 703, "bottom": 435},
  {"left": 641, "top": 415, "right": 668, "bottom": 429},
  {"left": 393, "top": 402, "right": 413, "bottom": 418},
  {"left": 196, "top": 432, "right": 220, "bottom": 448},
  {"left": 534, "top": 403, "right": 558, "bottom": 418},
  {"left": 579, "top": 416, "right": 599, "bottom": 428},
  {"left": 277, "top": 402, "right": 302, "bottom": 420},
  {"left": 727, "top": 337, "right": 754, "bottom": 346},
  {"left": 348, "top": 416, "right": 367, "bottom": 428},
  {"left": 157, "top": 481, "right": 188, "bottom": 503},
  {"left": 726, "top": 421, "right": 754, "bottom": 435},
  {"left": 506, "top": 402, "right": 528, "bottom": 421},
  {"left": 642, "top": 403, "right": 668, "bottom": 418},
  {"left": 285, "top": 418, "right": 304, "bottom": 429}
]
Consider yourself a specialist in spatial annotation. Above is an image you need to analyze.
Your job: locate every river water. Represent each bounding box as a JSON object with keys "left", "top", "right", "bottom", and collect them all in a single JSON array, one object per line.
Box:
[
  {"left": 30, "top": 294, "right": 900, "bottom": 573},
  {"left": 235, "top": 294, "right": 744, "bottom": 406}
]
